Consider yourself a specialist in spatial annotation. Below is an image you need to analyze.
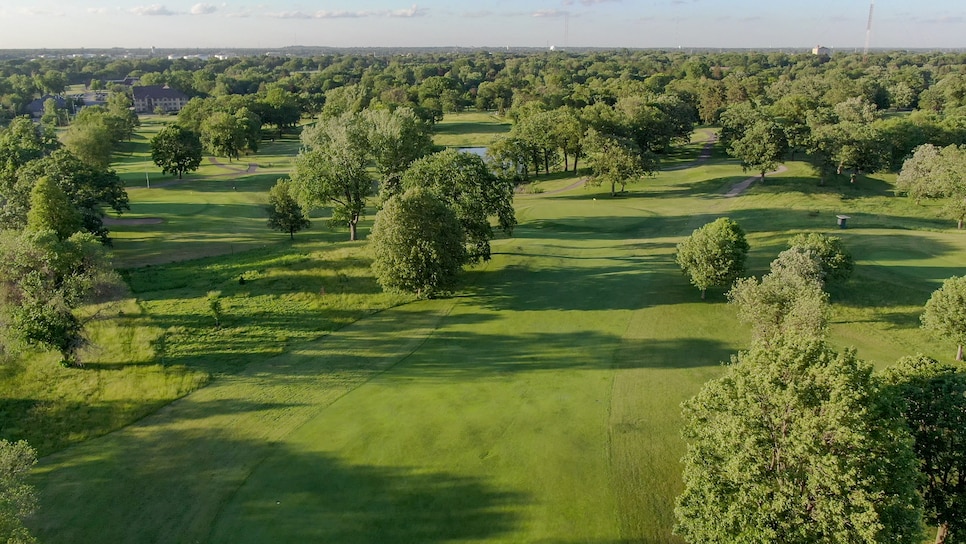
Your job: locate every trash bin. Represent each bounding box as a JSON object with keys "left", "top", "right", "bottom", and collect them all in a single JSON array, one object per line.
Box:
[{"left": 836, "top": 215, "right": 850, "bottom": 229}]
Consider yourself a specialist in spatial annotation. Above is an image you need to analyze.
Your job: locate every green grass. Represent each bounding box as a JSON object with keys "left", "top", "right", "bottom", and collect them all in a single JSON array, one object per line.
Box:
[
  {"left": 15, "top": 119, "right": 966, "bottom": 542},
  {"left": 433, "top": 111, "right": 512, "bottom": 148}
]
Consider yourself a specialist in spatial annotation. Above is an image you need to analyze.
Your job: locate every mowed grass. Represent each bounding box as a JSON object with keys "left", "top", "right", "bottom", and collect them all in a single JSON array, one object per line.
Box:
[
  {"left": 21, "top": 118, "right": 966, "bottom": 542},
  {"left": 433, "top": 111, "right": 512, "bottom": 148}
]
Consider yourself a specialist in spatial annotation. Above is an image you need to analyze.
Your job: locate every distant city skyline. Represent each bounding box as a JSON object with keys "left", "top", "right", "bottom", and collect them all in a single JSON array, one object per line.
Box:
[{"left": 0, "top": 0, "right": 963, "bottom": 50}]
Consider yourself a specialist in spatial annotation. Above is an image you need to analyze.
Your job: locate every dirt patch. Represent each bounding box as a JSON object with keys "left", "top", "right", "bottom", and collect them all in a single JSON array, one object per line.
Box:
[{"left": 103, "top": 217, "right": 165, "bottom": 226}]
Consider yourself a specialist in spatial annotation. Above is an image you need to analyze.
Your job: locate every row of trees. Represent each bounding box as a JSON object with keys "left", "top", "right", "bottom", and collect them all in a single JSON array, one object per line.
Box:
[
  {"left": 675, "top": 221, "right": 966, "bottom": 543},
  {"left": 488, "top": 93, "right": 694, "bottom": 192},
  {"left": 0, "top": 117, "right": 126, "bottom": 366}
]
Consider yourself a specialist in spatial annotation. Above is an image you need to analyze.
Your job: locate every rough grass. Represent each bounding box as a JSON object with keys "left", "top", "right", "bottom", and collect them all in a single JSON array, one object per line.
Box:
[{"left": 15, "top": 119, "right": 965, "bottom": 542}]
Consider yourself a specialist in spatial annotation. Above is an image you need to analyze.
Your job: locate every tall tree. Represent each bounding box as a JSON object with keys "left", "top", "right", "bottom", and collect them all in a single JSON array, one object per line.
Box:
[
  {"left": 266, "top": 179, "right": 310, "bottom": 240},
  {"left": 62, "top": 116, "right": 114, "bottom": 170},
  {"left": 676, "top": 338, "right": 923, "bottom": 544},
  {"left": 291, "top": 112, "right": 372, "bottom": 241},
  {"left": 675, "top": 217, "right": 749, "bottom": 299},
  {"left": 150, "top": 124, "right": 203, "bottom": 179},
  {"left": 106, "top": 92, "right": 140, "bottom": 142},
  {"left": 787, "top": 232, "right": 854, "bottom": 283},
  {"left": 0, "top": 439, "right": 38, "bottom": 544},
  {"left": 728, "top": 119, "right": 788, "bottom": 182},
  {"left": 258, "top": 87, "right": 301, "bottom": 138},
  {"left": 15, "top": 149, "right": 129, "bottom": 244},
  {"left": 401, "top": 149, "right": 515, "bottom": 262},
  {"left": 883, "top": 356, "right": 966, "bottom": 544},
  {"left": 370, "top": 187, "right": 466, "bottom": 297},
  {"left": 25, "top": 177, "right": 80, "bottom": 241},
  {"left": 584, "top": 128, "right": 653, "bottom": 196},
  {"left": 897, "top": 144, "right": 966, "bottom": 228},
  {"left": 200, "top": 111, "right": 245, "bottom": 161},
  {"left": 921, "top": 275, "right": 966, "bottom": 361},
  {"left": 728, "top": 248, "right": 829, "bottom": 345},
  {"left": 362, "top": 107, "right": 434, "bottom": 198},
  {"left": 0, "top": 228, "right": 116, "bottom": 367}
]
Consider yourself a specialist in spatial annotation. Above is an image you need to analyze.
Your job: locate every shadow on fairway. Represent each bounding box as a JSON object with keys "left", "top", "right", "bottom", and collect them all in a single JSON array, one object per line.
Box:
[
  {"left": 211, "top": 451, "right": 526, "bottom": 543},
  {"left": 34, "top": 431, "right": 525, "bottom": 544},
  {"left": 394, "top": 324, "right": 732, "bottom": 377}
]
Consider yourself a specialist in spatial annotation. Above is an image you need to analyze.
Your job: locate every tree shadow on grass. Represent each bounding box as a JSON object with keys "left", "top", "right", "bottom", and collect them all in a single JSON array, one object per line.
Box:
[
  {"left": 211, "top": 452, "right": 526, "bottom": 544},
  {"left": 390, "top": 323, "right": 734, "bottom": 379},
  {"left": 33, "top": 430, "right": 525, "bottom": 544}
]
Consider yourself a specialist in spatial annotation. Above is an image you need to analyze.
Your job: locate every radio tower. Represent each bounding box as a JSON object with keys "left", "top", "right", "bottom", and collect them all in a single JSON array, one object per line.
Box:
[{"left": 863, "top": 0, "right": 875, "bottom": 61}]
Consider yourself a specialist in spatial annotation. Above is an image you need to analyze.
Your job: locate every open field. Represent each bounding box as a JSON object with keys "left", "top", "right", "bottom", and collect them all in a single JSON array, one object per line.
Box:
[
  {"left": 12, "top": 116, "right": 963, "bottom": 542},
  {"left": 433, "top": 111, "right": 512, "bottom": 149}
]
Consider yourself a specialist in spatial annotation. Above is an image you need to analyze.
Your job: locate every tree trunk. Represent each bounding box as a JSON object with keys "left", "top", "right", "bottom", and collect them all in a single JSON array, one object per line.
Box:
[
  {"left": 957, "top": 344, "right": 963, "bottom": 362},
  {"left": 289, "top": 229, "right": 294, "bottom": 241},
  {"left": 544, "top": 150, "right": 550, "bottom": 174},
  {"left": 349, "top": 220, "right": 358, "bottom": 241},
  {"left": 573, "top": 154, "right": 579, "bottom": 174},
  {"left": 563, "top": 150, "right": 569, "bottom": 172},
  {"left": 760, "top": 170, "right": 766, "bottom": 182},
  {"left": 610, "top": 179, "right": 616, "bottom": 197},
  {"left": 701, "top": 289, "right": 706, "bottom": 300},
  {"left": 936, "top": 522, "right": 950, "bottom": 544}
]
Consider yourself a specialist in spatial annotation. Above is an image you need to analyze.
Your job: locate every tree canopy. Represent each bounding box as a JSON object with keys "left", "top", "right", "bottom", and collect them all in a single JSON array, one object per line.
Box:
[
  {"left": 266, "top": 179, "right": 310, "bottom": 240},
  {"left": 883, "top": 355, "right": 966, "bottom": 544},
  {"left": 728, "top": 248, "right": 829, "bottom": 346},
  {"left": 897, "top": 144, "right": 966, "bottom": 228},
  {"left": 676, "top": 338, "right": 923, "bottom": 544},
  {"left": 0, "top": 439, "right": 38, "bottom": 544},
  {"left": 369, "top": 187, "right": 466, "bottom": 297},
  {"left": 150, "top": 124, "right": 203, "bottom": 179},
  {"left": 291, "top": 112, "right": 372, "bottom": 241},
  {"left": 786, "top": 232, "right": 854, "bottom": 284},
  {"left": 921, "top": 275, "right": 966, "bottom": 361},
  {"left": 675, "top": 217, "right": 749, "bottom": 299},
  {"left": 400, "top": 149, "right": 515, "bottom": 262}
]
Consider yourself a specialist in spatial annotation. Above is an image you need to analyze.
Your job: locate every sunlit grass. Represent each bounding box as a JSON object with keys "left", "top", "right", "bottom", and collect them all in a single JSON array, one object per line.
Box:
[{"left": 15, "top": 116, "right": 965, "bottom": 543}]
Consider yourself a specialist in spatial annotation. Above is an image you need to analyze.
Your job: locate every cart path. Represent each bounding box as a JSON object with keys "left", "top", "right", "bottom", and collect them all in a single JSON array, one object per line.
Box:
[
  {"left": 208, "top": 156, "right": 258, "bottom": 174},
  {"left": 724, "top": 164, "right": 788, "bottom": 197},
  {"left": 662, "top": 132, "right": 719, "bottom": 171}
]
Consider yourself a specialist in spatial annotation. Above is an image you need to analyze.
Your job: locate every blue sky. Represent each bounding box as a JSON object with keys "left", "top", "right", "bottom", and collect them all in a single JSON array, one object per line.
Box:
[{"left": 0, "top": 1, "right": 962, "bottom": 50}]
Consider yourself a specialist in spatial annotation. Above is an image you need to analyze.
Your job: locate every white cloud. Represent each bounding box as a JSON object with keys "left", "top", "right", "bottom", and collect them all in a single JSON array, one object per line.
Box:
[
  {"left": 18, "top": 7, "right": 65, "bottom": 17},
  {"left": 131, "top": 5, "right": 177, "bottom": 16},
  {"left": 87, "top": 7, "right": 112, "bottom": 14},
  {"left": 390, "top": 4, "right": 426, "bottom": 18},
  {"left": 266, "top": 10, "right": 313, "bottom": 19},
  {"left": 314, "top": 10, "right": 364, "bottom": 19},
  {"left": 191, "top": 3, "right": 217, "bottom": 15}
]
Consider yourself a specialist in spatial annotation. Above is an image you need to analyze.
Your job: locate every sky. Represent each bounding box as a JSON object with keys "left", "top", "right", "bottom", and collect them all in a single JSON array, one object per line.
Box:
[{"left": 0, "top": 0, "right": 962, "bottom": 50}]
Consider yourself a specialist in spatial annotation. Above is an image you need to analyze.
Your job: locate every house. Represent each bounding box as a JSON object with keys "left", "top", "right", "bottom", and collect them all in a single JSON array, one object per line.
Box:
[
  {"left": 25, "top": 95, "right": 67, "bottom": 118},
  {"left": 132, "top": 85, "right": 190, "bottom": 113}
]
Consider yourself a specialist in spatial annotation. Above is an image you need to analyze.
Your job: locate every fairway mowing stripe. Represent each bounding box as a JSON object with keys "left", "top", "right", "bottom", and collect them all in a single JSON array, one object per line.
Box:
[{"left": 32, "top": 300, "right": 457, "bottom": 544}]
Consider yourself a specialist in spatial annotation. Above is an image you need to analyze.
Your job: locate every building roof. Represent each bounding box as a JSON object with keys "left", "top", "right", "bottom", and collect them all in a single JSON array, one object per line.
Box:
[
  {"left": 25, "top": 95, "right": 67, "bottom": 114},
  {"left": 132, "top": 85, "right": 188, "bottom": 101}
]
